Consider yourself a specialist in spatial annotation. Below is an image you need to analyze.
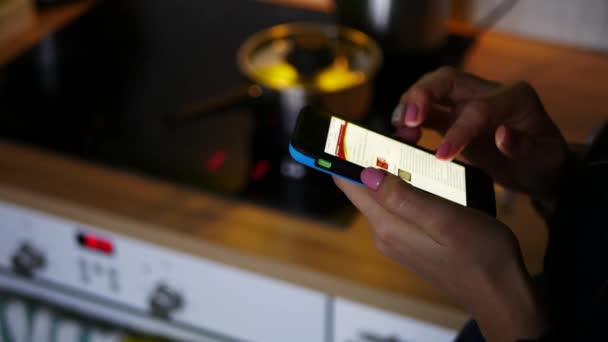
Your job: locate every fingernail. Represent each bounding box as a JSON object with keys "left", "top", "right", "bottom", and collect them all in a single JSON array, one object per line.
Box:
[
  {"left": 502, "top": 126, "right": 520, "bottom": 148},
  {"left": 391, "top": 103, "right": 404, "bottom": 124},
  {"left": 496, "top": 126, "right": 520, "bottom": 157},
  {"left": 436, "top": 142, "right": 452, "bottom": 160},
  {"left": 495, "top": 125, "right": 509, "bottom": 150},
  {"left": 361, "top": 167, "right": 386, "bottom": 191},
  {"left": 404, "top": 104, "right": 419, "bottom": 126}
]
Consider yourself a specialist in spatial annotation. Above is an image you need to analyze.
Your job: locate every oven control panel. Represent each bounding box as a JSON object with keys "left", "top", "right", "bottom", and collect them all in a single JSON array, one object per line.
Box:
[
  {"left": 11, "top": 242, "right": 46, "bottom": 277},
  {"left": 0, "top": 201, "right": 327, "bottom": 342},
  {"left": 0, "top": 200, "right": 458, "bottom": 342}
]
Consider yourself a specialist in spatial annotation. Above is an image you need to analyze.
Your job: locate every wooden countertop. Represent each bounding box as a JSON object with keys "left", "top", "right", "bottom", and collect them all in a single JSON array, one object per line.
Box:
[
  {"left": 0, "top": 0, "right": 95, "bottom": 66},
  {"left": 1, "top": 0, "right": 607, "bottom": 331}
]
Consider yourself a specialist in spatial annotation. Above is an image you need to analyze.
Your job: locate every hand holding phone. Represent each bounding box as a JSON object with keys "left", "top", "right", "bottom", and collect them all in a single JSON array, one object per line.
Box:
[{"left": 289, "top": 106, "right": 496, "bottom": 216}]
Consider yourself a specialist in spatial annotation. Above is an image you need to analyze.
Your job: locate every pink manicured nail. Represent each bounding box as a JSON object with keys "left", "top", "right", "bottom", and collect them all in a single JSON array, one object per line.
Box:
[
  {"left": 436, "top": 142, "right": 452, "bottom": 160},
  {"left": 391, "top": 103, "right": 404, "bottom": 124},
  {"left": 361, "top": 168, "right": 386, "bottom": 191},
  {"left": 404, "top": 104, "right": 419, "bottom": 126},
  {"left": 498, "top": 126, "right": 519, "bottom": 149}
]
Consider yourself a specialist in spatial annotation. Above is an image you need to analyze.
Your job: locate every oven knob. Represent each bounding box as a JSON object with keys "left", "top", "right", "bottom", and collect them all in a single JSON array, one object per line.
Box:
[
  {"left": 149, "top": 284, "right": 183, "bottom": 319},
  {"left": 11, "top": 243, "right": 46, "bottom": 277}
]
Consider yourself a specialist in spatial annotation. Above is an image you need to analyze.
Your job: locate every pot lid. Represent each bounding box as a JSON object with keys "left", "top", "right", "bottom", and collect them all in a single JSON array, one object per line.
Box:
[{"left": 238, "top": 22, "right": 382, "bottom": 93}]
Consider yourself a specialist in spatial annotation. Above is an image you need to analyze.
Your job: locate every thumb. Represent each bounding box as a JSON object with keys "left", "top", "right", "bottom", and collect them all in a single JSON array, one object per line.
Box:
[
  {"left": 360, "top": 167, "right": 460, "bottom": 235},
  {"left": 495, "top": 125, "right": 521, "bottom": 159},
  {"left": 495, "top": 125, "right": 564, "bottom": 166}
]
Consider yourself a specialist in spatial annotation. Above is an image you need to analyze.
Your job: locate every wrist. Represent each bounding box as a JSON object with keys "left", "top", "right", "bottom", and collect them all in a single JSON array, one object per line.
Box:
[
  {"left": 469, "top": 259, "right": 549, "bottom": 342},
  {"left": 531, "top": 143, "right": 585, "bottom": 216}
]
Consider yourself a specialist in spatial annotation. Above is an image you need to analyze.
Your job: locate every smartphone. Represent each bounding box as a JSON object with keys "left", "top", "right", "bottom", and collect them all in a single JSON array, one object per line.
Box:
[{"left": 289, "top": 106, "right": 496, "bottom": 216}]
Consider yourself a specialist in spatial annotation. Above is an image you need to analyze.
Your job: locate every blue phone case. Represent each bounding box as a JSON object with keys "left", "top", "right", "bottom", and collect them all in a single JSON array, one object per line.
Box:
[{"left": 288, "top": 144, "right": 364, "bottom": 186}]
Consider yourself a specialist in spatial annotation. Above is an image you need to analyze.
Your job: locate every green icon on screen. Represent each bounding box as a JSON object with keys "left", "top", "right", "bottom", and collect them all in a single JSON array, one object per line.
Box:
[{"left": 317, "top": 159, "right": 332, "bottom": 168}]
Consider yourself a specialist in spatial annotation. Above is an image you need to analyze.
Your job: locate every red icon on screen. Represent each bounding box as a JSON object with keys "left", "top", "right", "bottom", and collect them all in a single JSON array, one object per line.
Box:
[{"left": 376, "top": 157, "right": 389, "bottom": 170}]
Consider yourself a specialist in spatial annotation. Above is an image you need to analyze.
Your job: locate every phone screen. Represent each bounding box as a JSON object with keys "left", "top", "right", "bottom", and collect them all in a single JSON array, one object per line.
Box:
[{"left": 324, "top": 117, "right": 467, "bottom": 205}]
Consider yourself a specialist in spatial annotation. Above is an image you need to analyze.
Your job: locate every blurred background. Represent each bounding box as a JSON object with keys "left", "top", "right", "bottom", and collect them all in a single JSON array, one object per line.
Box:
[{"left": 0, "top": 0, "right": 607, "bottom": 341}]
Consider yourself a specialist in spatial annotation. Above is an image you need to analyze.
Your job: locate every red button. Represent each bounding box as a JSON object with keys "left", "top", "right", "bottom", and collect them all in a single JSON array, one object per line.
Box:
[{"left": 77, "top": 233, "right": 113, "bottom": 254}]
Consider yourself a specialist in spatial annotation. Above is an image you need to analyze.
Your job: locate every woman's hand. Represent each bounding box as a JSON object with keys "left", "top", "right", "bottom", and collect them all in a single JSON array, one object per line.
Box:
[
  {"left": 392, "top": 67, "right": 568, "bottom": 205},
  {"left": 334, "top": 170, "right": 548, "bottom": 341}
]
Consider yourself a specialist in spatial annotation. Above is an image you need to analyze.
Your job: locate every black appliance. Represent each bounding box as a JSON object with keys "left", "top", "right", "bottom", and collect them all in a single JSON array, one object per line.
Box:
[{"left": 0, "top": 0, "right": 472, "bottom": 227}]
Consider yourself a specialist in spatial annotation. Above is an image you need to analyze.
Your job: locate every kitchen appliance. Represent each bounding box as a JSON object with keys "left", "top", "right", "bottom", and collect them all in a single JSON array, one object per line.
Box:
[
  {"left": 172, "top": 22, "right": 382, "bottom": 135},
  {"left": 0, "top": 0, "right": 472, "bottom": 227},
  {"left": 0, "top": 1, "right": 474, "bottom": 340},
  {"left": 0, "top": 195, "right": 458, "bottom": 341},
  {"left": 238, "top": 22, "right": 381, "bottom": 134},
  {"left": 0, "top": 197, "right": 329, "bottom": 341},
  {"left": 334, "top": 0, "right": 451, "bottom": 53}
]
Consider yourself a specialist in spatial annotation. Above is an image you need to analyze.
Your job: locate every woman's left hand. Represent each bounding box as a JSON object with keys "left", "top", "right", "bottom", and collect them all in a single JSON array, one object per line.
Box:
[{"left": 334, "top": 169, "right": 548, "bottom": 342}]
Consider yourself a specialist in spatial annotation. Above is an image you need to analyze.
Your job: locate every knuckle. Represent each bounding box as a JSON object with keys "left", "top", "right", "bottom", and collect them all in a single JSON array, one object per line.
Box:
[
  {"left": 509, "top": 80, "right": 542, "bottom": 103},
  {"left": 436, "top": 65, "right": 458, "bottom": 77},
  {"left": 383, "top": 183, "right": 408, "bottom": 213},
  {"left": 405, "top": 87, "right": 431, "bottom": 103},
  {"left": 426, "top": 215, "right": 452, "bottom": 237},
  {"left": 372, "top": 223, "right": 395, "bottom": 246},
  {"left": 450, "top": 101, "right": 492, "bottom": 141},
  {"left": 371, "top": 228, "right": 400, "bottom": 259},
  {"left": 372, "top": 236, "right": 390, "bottom": 256},
  {"left": 515, "top": 80, "right": 543, "bottom": 104},
  {"left": 466, "top": 98, "right": 492, "bottom": 117},
  {"left": 382, "top": 183, "right": 424, "bottom": 219},
  {"left": 512, "top": 80, "right": 535, "bottom": 95}
]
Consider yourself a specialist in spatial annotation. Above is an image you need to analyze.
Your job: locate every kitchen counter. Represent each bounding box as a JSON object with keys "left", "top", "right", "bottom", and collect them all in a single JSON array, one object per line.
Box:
[
  {"left": 1, "top": 0, "right": 607, "bottom": 333},
  {"left": 0, "top": 0, "right": 95, "bottom": 66}
]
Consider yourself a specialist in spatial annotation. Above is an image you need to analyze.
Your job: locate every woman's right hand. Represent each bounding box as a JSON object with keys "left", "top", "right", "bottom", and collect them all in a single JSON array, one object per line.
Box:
[{"left": 392, "top": 67, "right": 569, "bottom": 205}]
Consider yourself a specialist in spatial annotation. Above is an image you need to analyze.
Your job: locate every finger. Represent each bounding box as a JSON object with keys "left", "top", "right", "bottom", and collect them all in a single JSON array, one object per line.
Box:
[
  {"left": 495, "top": 124, "right": 566, "bottom": 169},
  {"left": 333, "top": 176, "right": 429, "bottom": 244},
  {"left": 393, "top": 126, "right": 422, "bottom": 143},
  {"left": 435, "top": 81, "right": 548, "bottom": 161},
  {"left": 391, "top": 103, "right": 405, "bottom": 126},
  {"left": 418, "top": 104, "right": 454, "bottom": 135},
  {"left": 391, "top": 102, "right": 423, "bottom": 128},
  {"left": 334, "top": 176, "right": 393, "bottom": 224},
  {"left": 399, "top": 67, "right": 498, "bottom": 127},
  {"left": 359, "top": 168, "right": 462, "bottom": 237},
  {"left": 392, "top": 103, "right": 453, "bottom": 135},
  {"left": 495, "top": 125, "right": 517, "bottom": 158},
  {"left": 435, "top": 100, "right": 491, "bottom": 160}
]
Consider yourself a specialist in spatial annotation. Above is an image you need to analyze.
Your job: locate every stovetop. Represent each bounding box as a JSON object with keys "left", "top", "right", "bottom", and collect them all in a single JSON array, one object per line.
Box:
[{"left": 0, "top": 0, "right": 473, "bottom": 227}]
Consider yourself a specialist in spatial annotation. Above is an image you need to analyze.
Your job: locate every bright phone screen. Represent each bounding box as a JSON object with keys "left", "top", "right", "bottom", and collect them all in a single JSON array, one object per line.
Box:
[{"left": 324, "top": 117, "right": 467, "bottom": 205}]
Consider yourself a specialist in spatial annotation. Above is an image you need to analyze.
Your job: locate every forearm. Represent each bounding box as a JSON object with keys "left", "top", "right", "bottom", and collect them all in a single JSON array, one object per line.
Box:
[{"left": 468, "top": 259, "right": 549, "bottom": 342}]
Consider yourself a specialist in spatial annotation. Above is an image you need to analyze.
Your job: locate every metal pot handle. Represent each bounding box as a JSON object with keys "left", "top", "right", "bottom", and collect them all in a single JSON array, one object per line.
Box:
[{"left": 164, "top": 83, "right": 263, "bottom": 127}]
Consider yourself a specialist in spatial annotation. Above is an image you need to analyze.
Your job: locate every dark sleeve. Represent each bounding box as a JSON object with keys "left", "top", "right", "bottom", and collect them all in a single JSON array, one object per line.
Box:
[
  {"left": 457, "top": 124, "right": 608, "bottom": 342},
  {"left": 539, "top": 122, "right": 608, "bottom": 341}
]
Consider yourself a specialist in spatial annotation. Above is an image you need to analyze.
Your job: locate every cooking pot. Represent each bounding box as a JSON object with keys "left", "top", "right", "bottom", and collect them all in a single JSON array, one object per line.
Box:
[
  {"left": 334, "top": 0, "right": 450, "bottom": 53},
  {"left": 169, "top": 22, "right": 382, "bottom": 134}
]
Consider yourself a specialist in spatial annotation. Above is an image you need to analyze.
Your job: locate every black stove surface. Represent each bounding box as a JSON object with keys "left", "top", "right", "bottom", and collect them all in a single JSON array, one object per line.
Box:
[{"left": 0, "top": 0, "right": 473, "bottom": 227}]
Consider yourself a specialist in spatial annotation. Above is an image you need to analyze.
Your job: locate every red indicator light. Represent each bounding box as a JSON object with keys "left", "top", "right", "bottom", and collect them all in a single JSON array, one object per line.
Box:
[
  {"left": 251, "top": 160, "right": 271, "bottom": 181},
  {"left": 206, "top": 150, "right": 227, "bottom": 172},
  {"left": 77, "top": 233, "right": 114, "bottom": 255}
]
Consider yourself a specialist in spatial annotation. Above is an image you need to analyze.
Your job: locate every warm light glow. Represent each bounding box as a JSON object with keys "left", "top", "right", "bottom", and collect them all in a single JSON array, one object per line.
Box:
[
  {"left": 268, "top": 25, "right": 290, "bottom": 39},
  {"left": 315, "top": 56, "right": 365, "bottom": 92},
  {"left": 206, "top": 150, "right": 227, "bottom": 172},
  {"left": 251, "top": 160, "right": 272, "bottom": 181},
  {"left": 349, "top": 30, "right": 370, "bottom": 46},
  {"left": 248, "top": 84, "right": 263, "bottom": 98},
  {"left": 253, "top": 62, "right": 299, "bottom": 89}
]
